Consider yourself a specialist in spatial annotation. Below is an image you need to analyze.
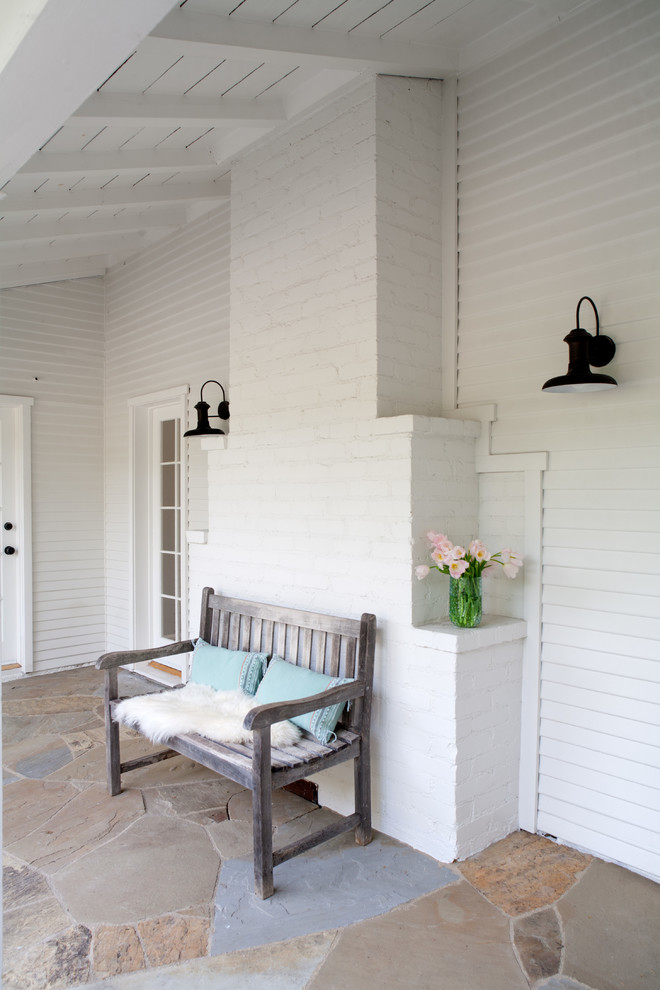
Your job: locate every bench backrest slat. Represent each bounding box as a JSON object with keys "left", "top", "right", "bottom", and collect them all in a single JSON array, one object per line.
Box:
[{"left": 197, "top": 588, "right": 376, "bottom": 732}]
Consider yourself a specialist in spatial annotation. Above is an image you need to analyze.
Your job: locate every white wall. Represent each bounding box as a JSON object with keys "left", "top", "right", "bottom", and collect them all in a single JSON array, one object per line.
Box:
[
  {"left": 457, "top": 0, "right": 660, "bottom": 880},
  {"left": 104, "top": 204, "right": 230, "bottom": 650},
  {"left": 0, "top": 278, "right": 105, "bottom": 671},
  {"left": 375, "top": 77, "right": 443, "bottom": 417},
  {"left": 229, "top": 80, "right": 378, "bottom": 433},
  {"left": 188, "top": 75, "right": 523, "bottom": 862}
]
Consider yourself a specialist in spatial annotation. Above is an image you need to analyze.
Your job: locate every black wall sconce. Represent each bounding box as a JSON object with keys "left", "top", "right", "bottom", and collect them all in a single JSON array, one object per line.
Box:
[
  {"left": 542, "top": 296, "right": 617, "bottom": 393},
  {"left": 183, "top": 380, "right": 230, "bottom": 437}
]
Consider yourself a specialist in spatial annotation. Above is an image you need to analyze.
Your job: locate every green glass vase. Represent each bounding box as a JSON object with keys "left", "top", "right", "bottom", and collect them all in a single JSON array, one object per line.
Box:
[{"left": 449, "top": 573, "right": 482, "bottom": 628}]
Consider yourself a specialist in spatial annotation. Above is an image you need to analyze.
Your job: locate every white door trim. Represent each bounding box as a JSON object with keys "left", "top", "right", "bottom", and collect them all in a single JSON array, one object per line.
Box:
[
  {"left": 0, "top": 394, "right": 34, "bottom": 672},
  {"left": 128, "top": 386, "right": 189, "bottom": 652}
]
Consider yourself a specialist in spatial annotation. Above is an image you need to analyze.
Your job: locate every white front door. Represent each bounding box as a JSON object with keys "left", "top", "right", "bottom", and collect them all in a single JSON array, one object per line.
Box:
[
  {"left": 0, "top": 396, "right": 33, "bottom": 672},
  {"left": 130, "top": 387, "right": 189, "bottom": 684}
]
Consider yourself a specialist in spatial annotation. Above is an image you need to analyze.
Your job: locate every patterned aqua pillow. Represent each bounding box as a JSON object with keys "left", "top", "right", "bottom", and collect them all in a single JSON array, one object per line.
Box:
[
  {"left": 189, "top": 640, "right": 268, "bottom": 696},
  {"left": 254, "top": 656, "right": 353, "bottom": 744}
]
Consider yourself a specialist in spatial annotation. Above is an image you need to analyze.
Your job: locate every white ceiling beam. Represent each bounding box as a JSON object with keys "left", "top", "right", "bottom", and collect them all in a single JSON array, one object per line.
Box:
[
  {"left": 147, "top": 9, "right": 457, "bottom": 77},
  {"left": 0, "top": 0, "right": 180, "bottom": 188},
  {"left": 73, "top": 93, "right": 287, "bottom": 129},
  {"left": 19, "top": 148, "right": 222, "bottom": 176},
  {"left": 1, "top": 180, "right": 230, "bottom": 215},
  {"left": 0, "top": 257, "right": 108, "bottom": 289},
  {"left": 0, "top": 209, "right": 187, "bottom": 243},
  {"left": 0, "top": 232, "right": 148, "bottom": 265}
]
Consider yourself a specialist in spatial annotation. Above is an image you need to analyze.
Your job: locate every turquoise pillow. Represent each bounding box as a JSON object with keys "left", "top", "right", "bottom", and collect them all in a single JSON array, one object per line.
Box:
[
  {"left": 254, "top": 656, "right": 353, "bottom": 744},
  {"left": 189, "top": 640, "right": 268, "bottom": 695}
]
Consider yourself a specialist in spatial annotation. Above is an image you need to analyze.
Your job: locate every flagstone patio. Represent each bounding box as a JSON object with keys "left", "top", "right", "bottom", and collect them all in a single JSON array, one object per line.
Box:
[{"left": 3, "top": 666, "right": 659, "bottom": 990}]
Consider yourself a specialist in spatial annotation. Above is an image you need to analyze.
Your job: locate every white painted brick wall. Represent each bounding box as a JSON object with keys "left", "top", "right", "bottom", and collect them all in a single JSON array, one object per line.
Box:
[
  {"left": 195, "top": 76, "right": 525, "bottom": 863},
  {"left": 376, "top": 77, "right": 443, "bottom": 417},
  {"left": 455, "top": 640, "right": 523, "bottom": 857},
  {"left": 230, "top": 78, "right": 378, "bottom": 434}
]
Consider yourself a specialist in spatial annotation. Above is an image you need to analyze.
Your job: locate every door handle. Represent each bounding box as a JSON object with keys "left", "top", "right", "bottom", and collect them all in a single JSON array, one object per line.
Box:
[{"left": 4, "top": 546, "right": 15, "bottom": 555}]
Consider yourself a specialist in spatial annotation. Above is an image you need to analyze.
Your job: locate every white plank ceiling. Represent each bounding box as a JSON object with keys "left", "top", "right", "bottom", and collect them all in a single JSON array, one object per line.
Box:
[{"left": 0, "top": 0, "right": 594, "bottom": 289}]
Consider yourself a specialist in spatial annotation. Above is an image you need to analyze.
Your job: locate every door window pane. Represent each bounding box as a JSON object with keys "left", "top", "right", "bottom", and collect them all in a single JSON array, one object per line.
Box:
[
  {"left": 161, "top": 552, "right": 176, "bottom": 598},
  {"left": 161, "top": 509, "right": 176, "bottom": 553},
  {"left": 161, "top": 597, "right": 177, "bottom": 641},
  {"left": 161, "top": 419, "right": 177, "bottom": 463},
  {"left": 161, "top": 463, "right": 176, "bottom": 507}
]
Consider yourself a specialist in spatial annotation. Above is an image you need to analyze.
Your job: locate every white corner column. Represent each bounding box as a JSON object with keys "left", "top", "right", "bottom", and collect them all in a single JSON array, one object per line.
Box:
[{"left": 413, "top": 615, "right": 526, "bottom": 859}]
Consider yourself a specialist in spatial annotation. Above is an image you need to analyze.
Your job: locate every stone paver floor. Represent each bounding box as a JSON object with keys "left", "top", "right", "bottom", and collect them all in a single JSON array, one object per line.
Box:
[{"left": 3, "top": 666, "right": 660, "bottom": 990}]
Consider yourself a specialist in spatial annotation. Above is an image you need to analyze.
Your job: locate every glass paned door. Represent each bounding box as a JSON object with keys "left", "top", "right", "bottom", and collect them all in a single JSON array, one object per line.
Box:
[
  {"left": 158, "top": 418, "right": 181, "bottom": 644},
  {"left": 129, "top": 389, "right": 189, "bottom": 685}
]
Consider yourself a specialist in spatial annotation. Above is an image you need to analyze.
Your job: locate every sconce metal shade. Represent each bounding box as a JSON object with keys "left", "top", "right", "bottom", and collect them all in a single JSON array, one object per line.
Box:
[
  {"left": 183, "top": 380, "right": 230, "bottom": 437},
  {"left": 542, "top": 296, "right": 617, "bottom": 393}
]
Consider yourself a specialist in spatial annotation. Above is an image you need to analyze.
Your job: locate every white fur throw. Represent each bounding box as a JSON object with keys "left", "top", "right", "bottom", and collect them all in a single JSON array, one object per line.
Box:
[{"left": 114, "top": 683, "right": 302, "bottom": 748}]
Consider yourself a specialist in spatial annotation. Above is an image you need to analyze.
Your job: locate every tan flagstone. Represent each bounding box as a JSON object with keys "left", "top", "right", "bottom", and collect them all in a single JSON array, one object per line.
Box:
[
  {"left": 307, "top": 880, "right": 529, "bottom": 990},
  {"left": 6, "top": 782, "right": 145, "bottom": 873},
  {"left": 228, "top": 787, "right": 317, "bottom": 826},
  {"left": 2, "top": 666, "right": 103, "bottom": 700},
  {"left": 206, "top": 818, "right": 255, "bottom": 859},
  {"left": 513, "top": 907, "right": 562, "bottom": 981},
  {"left": 3, "top": 710, "right": 102, "bottom": 744},
  {"left": 3, "top": 695, "right": 102, "bottom": 716},
  {"left": 60, "top": 730, "right": 98, "bottom": 756},
  {"left": 559, "top": 859, "right": 660, "bottom": 990},
  {"left": 82, "top": 724, "right": 112, "bottom": 745},
  {"left": 48, "top": 734, "right": 221, "bottom": 788},
  {"left": 1, "top": 923, "right": 92, "bottom": 990},
  {"left": 121, "top": 753, "right": 222, "bottom": 788},
  {"left": 3, "top": 778, "right": 79, "bottom": 845},
  {"left": 458, "top": 829, "right": 591, "bottom": 916},
  {"left": 137, "top": 914, "right": 211, "bottom": 966},
  {"left": 142, "top": 777, "right": 244, "bottom": 819},
  {"left": 274, "top": 806, "right": 344, "bottom": 848},
  {"left": 47, "top": 734, "right": 165, "bottom": 784},
  {"left": 91, "top": 924, "right": 146, "bottom": 978},
  {"left": 3, "top": 858, "right": 53, "bottom": 910},
  {"left": 178, "top": 902, "right": 215, "bottom": 920},
  {"left": 3, "top": 896, "right": 71, "bottom": 955},
  {"left": 51, "top": 815, "right": 220, "bottom": 925}
]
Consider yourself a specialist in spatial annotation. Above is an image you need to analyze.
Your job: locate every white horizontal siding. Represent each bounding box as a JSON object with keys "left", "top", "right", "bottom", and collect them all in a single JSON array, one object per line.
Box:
[
  {"left": 0, "top": 277, "right": 105, "bottom": 672},
  {"left": 104, "top": 204, "right": 230, "bottom": 651},
  {"left": 457, "top": 0, "right": 660, "bottom": 879},
  {"left": 478, "top": 472, "right": 525, "bottom": 618}
]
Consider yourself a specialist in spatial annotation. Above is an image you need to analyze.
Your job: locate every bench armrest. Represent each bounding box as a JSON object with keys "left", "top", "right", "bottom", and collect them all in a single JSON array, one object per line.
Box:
[
  {"left": 96, "top": 640, "right": 195, "bottom": 671},
  {"left": 244, "top": 679, "right": 365, "bottom": 731}
]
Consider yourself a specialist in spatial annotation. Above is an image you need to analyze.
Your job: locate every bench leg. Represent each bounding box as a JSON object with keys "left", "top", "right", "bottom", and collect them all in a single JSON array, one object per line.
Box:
[
  {"left": 105, "top": 669, "right": 122, "bottom": 796},
  {"left": 354, "top": 741, "right": 372, "bottom": 846},
  {"left": 252, "top": 728, "right": 274, "bottom": 899}
]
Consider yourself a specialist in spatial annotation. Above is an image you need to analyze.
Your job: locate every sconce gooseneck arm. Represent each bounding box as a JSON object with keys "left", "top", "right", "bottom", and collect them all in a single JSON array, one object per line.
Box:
[
  {"left": 576, "top": 296, "right": 599, "bottom": 336},
  {"left": 201, "top": 380, "right": 226, "bottom": 403}
]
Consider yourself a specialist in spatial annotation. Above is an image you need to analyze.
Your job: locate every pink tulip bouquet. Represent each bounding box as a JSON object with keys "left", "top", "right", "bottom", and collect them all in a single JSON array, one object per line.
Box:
[
  {"left": 416, "top": 531, "right": 523, "bottom": 582},
  {"left": 416, "top": 532, "right": 523, "bottom": 627}
]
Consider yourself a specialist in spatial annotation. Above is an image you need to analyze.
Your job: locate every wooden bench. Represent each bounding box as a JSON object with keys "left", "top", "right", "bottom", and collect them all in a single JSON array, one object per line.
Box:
[{"left": 96, "top": 587, "right": 377, "bottom": 898}]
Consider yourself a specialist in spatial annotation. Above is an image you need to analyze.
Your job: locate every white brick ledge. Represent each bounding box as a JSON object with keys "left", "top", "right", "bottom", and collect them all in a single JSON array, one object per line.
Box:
[{"left": 412, "top": 615, "right": 526, "bottom": 653}]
